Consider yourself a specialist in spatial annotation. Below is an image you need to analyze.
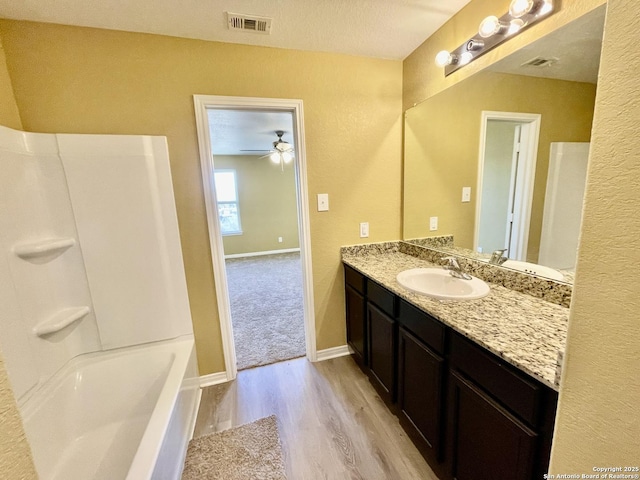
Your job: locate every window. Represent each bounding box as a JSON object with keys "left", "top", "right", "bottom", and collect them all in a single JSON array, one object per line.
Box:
[{"left": 214, "top": 170, "right": 242, "bottom": 235}]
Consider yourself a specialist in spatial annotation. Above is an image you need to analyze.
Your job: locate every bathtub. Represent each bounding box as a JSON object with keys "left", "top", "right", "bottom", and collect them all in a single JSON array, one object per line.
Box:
[{"left": 19, "top": 336, "right": 200, "bottom": 480}]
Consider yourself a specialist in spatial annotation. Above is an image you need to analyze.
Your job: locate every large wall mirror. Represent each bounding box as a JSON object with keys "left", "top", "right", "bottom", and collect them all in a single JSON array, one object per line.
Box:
[{"left": 403, "top": 5, "right": 605, "bottom": 285}]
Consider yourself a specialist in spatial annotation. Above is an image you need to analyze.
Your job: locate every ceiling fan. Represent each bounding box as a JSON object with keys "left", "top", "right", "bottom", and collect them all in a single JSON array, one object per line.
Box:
[{"left": 242, "top": 130, "right": 294, "bottom": 170}]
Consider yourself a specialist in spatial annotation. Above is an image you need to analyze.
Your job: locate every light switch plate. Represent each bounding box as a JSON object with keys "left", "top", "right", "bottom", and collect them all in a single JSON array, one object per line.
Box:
[
  {"left": 430, "top": 216, "right": 438, "bottom": 231},
  {"left": 360, "top": 222, "right": 369, "bottom": 238},
  {"left": 317, "top": 193, "right": 329, "bottom": 211},
  {"left": 462, "top": 187, "right": 471, "bottom": 202}
]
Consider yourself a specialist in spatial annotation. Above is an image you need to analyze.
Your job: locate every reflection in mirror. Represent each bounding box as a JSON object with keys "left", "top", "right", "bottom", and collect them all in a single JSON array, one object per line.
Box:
[{"left": 403, "top": 6, "right": 605, "bottom": 284}]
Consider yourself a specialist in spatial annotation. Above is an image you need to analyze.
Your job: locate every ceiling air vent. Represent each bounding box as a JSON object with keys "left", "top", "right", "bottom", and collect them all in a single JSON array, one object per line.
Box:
[
  {"left": 521, "top": 56, "right": 559, "bottom": 67},
  {"left": 227, "top": 12, "right": 272, "bottom": 35}
]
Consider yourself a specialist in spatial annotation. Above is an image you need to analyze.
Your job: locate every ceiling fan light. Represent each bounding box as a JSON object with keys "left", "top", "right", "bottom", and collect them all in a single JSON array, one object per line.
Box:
[
  {"left": 282, "top": 152, "right": 293, "bottom": 163},
  {"left": 270, "top": 152, "right": 280, "bottom": 163}
]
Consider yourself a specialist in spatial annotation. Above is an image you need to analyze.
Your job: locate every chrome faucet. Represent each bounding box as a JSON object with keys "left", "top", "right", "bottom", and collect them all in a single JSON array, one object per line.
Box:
[
  {"left": 489, "top": 249, "right": 508, "bottom": 265},
  {"left": 442, "top": 256, "right": 472, "bottom": 280}
]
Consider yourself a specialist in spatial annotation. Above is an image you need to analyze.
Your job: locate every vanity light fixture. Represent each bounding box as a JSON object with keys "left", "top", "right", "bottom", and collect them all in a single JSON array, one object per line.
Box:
[{"left": 435, "top": 0, "right": 555, "bottom": 76}]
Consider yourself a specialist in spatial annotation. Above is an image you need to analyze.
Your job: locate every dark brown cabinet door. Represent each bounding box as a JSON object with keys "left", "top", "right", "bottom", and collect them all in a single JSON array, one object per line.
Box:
[
  {"left": 345, "top": 284, "right": 366, "bottom": 366},
  {"left": 367, "top": 302, "right": 397, "bottom": 403},
  {"left": 398, "top": 327, "right": 445, "bottom": 462},
  {"left": 448, "top": 371, "right": 537, "bottom": 480}
]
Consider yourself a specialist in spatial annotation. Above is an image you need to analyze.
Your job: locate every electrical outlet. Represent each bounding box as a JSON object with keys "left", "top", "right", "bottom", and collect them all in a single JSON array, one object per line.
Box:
[
  {"left": 317, "top": 193, "right": 329, "bottom": 211},
  {"left": 360, "top": 222, "right": 369, "bottom": 238},
  {"left": 430, "top": 216, "right": 438, "bottom": 231},
  {"left": 278, "top": 237, "right": 283, "bottom": 243},
  {"left": 462, "top": 187, "right": 471, "bottom": 202}
]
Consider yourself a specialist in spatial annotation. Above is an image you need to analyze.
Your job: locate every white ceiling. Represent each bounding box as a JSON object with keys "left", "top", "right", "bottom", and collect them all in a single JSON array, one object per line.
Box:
[
  {"left": 0, "top": 0, "right": 471, "bottom": 60},
  {"left": 208, "top": 110, "right": 294, "bottom": 156}
]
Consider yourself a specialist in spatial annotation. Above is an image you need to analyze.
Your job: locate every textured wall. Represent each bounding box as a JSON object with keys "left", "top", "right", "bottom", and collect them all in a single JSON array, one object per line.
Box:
[
  {"left": 0, "top": 36, "right": 20, "bottom": 129},
  {"left": 0, "top": 355, "right": 37, "bottom": 479},
  {"left": 213, "top": 155, "right": 300, "bottom": 255},
  {"left": 0, "top": 21, "right": 403, "bottom": 373},
  {"left": 549, "top": 0, "right": 640, "bottom": 470},
  {"left": 403, "top": 0, "right": 605, "bottom": 110}
]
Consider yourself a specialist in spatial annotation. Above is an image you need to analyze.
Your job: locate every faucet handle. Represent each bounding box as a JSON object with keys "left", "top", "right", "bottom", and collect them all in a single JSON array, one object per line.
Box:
[
  {"left": 441, "top": 256, "right": 460, "bottom": 269},
  {"left": 489, "top": 249, "right": 508, "bottom": 265}
]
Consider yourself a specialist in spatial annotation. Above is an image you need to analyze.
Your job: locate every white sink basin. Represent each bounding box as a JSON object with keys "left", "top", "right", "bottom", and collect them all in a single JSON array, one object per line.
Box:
[
  {"left": 499, "top": 260, "right": 564, "bottom": 281},
  {"left": 396, "top": 268, "right": 490, "bottom": 301}
]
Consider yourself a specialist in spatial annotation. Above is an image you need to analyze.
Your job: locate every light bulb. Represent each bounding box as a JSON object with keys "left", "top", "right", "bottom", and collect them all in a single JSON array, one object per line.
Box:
[
  {"left": 282, "top": 152, "right": 293, "bottom": 163},
  {"left": 479, "top": 16, "right": 504, "bottom": 38},
  {"left": 509, "top": 0, "right": 534, "bottom": 18},
  {"left": 459, "top": 52, "right": 473, "bottom": 66},
  {"left": 539, "top": 0, "right": 553, "bottom": 15},
  {"left": 507, "top": 19, "right": 525, "bottom": 35},
  {"left": 435, "top": 50, "right": 453, "bottom": 67},
  {"left": 270, "top": 152, "right": 280, "bottom": 164}
]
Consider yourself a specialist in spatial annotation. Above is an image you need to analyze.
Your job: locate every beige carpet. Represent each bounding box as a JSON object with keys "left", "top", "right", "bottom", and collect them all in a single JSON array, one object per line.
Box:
[
  {"left": 225, "top": 252, "right": 305, "bottom": 370},
  {"left": 182, "top": 415, "right": 286, "bottom": 480}
]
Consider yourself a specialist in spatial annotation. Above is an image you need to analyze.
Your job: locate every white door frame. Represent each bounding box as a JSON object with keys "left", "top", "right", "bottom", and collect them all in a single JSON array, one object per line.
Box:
[
  {"left": 474, "top": 111, "right": 541, "bottom": 260},
  {"left": 193, "top": 95, "right": 316, "bottom": 381}
]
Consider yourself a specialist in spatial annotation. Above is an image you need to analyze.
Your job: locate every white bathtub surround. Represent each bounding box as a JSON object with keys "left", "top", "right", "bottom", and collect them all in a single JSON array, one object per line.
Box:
[{"left": 0, "top": 125, "right": 198, "bottom": 479}]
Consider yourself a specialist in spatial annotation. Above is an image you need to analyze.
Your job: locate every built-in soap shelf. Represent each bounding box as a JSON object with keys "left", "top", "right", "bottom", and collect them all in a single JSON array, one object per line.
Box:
[
  {"left": 14, "top": 237, "right": 76, "bottom": 260},
  {"left": 33, "top": 306, "right": 91, "bottom": 337}
]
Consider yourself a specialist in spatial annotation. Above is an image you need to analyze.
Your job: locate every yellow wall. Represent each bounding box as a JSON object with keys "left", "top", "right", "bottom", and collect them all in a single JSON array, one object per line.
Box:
[
  {"left": 403, "top": 71, "right": 596, "bottom": 262},
  {"left": 213, "top": 155, "right": 300, "bottom": 255},
  {"left": 0, "top": 36, "right": 21, "bottom": 129},
  {"left": 549, "top": 0, "right": 640, "bottom": 470},
  {"left": 0, "top": 20, "right": 403, "bottom": 373}
]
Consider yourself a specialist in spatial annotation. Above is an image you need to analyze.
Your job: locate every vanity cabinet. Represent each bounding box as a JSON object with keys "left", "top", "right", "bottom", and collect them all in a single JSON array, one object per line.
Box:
[
  {"left": 343, "top": 264, "right": 558, "bottom": 480},
  {"left": 345, "top": 265, "right": 367, "bottom": 368},
  {"left": 366, "top": 280, "right": 397, "bottom": 405},
  {"left": 447, "top": 371, "right": 536, "bottom": 480},
  {"left": 397, "top": 326, "right": 445, "bottom": 464},
  {"left": 447, "top": 333, "right": 558, "bottom": 480},
  {"left": 397, "top": 299, "right": 447, "bottom": 472}
]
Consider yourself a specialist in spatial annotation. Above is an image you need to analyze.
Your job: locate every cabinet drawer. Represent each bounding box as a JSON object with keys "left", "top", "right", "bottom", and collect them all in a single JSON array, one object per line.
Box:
[
  {"left": 397, "top": 300, "right": 445, "bottom": 355},
  {"left": 450, "top": 333, "right": 541, "bottom": 426},
  {"left": 344, "top": 265, "right": 366, "bottom": 294},
  {"left": 367, "top": 280, "right": 395, "bottom": 317}
]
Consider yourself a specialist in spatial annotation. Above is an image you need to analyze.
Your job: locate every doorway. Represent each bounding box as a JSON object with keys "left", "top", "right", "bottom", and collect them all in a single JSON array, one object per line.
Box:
[
  {"left": 474, "top": 111, "right": 541, "bottom": 260},
  {"left": 193, "top": 96, "right": 316, "bottom": 381}
]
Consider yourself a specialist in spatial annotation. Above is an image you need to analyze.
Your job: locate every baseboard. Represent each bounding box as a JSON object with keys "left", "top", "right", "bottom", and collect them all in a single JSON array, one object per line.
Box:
[
  {"left": 316, "top": 345, "right": 352, "bottom": 361},
  {"left": 224, "top": 248, "right": 300, "bottom": 259},
  {"left": 199, "top": 371, "right": 230, "bottom": 387}
]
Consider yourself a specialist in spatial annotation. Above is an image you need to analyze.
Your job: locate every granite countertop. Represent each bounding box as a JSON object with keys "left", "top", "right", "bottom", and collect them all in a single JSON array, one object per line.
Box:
[{"left": 342, "top": 250, "right": 569, "bottom": 391}]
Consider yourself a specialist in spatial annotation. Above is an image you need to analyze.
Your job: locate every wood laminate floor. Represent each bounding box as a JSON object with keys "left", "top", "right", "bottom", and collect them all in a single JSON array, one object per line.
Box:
[{"left": 193, "top": 355, "right": 438, "bottom": 480}]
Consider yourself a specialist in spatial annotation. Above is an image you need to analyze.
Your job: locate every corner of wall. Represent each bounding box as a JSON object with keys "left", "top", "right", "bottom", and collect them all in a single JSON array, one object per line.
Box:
[{"left": 0, "top": 30, "right": 23, "bottom": 130}]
